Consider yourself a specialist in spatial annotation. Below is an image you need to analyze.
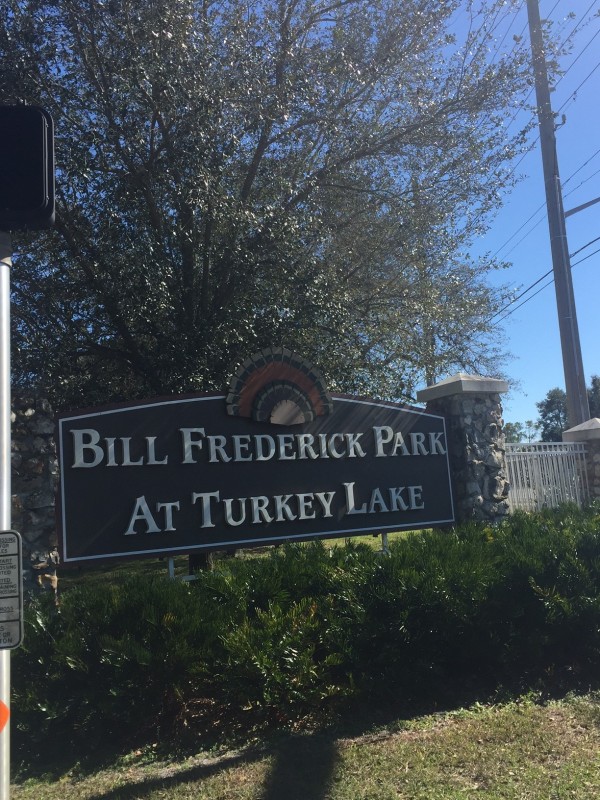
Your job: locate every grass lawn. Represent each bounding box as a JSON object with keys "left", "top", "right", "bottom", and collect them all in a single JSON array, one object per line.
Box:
[{"left": 11, "top": 693, "right": 600, "bottom": 799}]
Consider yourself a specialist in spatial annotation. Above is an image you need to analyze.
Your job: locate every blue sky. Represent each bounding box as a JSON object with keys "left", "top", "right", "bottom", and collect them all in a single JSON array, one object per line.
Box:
[{"left": 467, "top": 0, "right": 600, "bottom": 426}]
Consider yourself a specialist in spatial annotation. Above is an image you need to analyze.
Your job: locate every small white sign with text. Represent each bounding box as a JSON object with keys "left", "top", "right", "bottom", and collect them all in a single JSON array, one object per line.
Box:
[{"left": 0, "top": 532, "right": 23, "bottom": 649}]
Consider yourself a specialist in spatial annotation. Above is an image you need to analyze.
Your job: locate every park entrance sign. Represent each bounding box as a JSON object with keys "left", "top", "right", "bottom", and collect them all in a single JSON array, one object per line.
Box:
[{"left": 57, "top": 390, "right": 454, "bottom": 564}]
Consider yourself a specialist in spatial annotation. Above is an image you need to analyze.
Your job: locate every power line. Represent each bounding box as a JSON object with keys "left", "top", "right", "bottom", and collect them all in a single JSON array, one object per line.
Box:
[
  {"left": 491, "top": 135, "right": 600, "bottom": 260},
  {"left": 494, "top": 136, "right": 600, "bottom": 260},
  {"left": 563, "top": 145, "right": 600, "bottom": 189},
  {"left": 570, "top": 234, "right": 600, "bottom": 259},
  {"left": 486, "top": 0, "right": 529, "bottom": 66},
  {"left": 494, "top": 276, "right": 554, "bottom": 322},
  {"left": 492, "top": 240, "right": 600, "bottom": 325},
  {"left": 555, "top": 0, "right": 600, "bottom": 55},
  {"left": 556, "top": 24, "right": 600, "bottom": 94},
  {"left": 497, "top": 244, "right": 600, "bottom": 324},
  {"left": 488, "top": 267, "right": 553, "bottom": 322},
  {"left": 572, "top": 244, "right": 600, "bottom": 267},
  {"left": 487, "top": 1, "right": 600, "bottom": 260},
  {"left": 491, "top": 196, "right": 546, "bottom": 259},
  {"left": 475, "top": 0, "right": 600, "bottom": 415},
  {"left": 463, "top": 0, "right": 595, "bottom": 259},
  {"left": 558, "top": 57, "right": 600, "bottom": 114}
]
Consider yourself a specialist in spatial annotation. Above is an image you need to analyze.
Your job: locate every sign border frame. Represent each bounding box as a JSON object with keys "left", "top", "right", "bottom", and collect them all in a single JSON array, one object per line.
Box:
[{"left": 57, "top": 393, "right": 455, "bottom": 564}]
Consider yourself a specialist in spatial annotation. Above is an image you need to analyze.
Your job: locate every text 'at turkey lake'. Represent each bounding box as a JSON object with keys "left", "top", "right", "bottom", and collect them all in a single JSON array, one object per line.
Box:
[{"left": 57, "top": 394, "right": 455, "bottom": 563}]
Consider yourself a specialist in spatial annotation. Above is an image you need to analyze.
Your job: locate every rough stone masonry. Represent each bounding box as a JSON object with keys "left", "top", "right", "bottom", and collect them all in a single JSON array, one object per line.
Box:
[
  {"left": 417, "top": 374, "right": 510, "bottom": 524},
  {"left": 11, "top": 394, "right": 59, "bottom": 595}
]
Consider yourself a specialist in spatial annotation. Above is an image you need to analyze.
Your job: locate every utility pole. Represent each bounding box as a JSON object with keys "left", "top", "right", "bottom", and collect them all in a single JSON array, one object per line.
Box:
[{"left": 526, "top": 0, "right": 590, "bottom": 427}]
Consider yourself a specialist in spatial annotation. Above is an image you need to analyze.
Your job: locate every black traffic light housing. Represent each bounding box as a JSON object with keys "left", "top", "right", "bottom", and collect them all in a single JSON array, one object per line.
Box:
[{"left": 0, "top": 105, "right": 55, "bottom": 230}]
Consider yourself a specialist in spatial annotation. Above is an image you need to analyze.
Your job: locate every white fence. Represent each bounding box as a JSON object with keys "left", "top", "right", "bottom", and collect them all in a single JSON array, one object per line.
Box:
[{"left": 505, "top": 442, "right": 589, "bottom": 512}]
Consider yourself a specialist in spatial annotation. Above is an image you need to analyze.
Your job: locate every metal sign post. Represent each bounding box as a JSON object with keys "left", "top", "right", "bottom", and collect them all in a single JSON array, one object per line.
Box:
[
  {"left": 0, "top": 232, "right": 12, "bottom": 800},
  {"left": 0, "top": 106, "right": 53, "bottom": 799}
]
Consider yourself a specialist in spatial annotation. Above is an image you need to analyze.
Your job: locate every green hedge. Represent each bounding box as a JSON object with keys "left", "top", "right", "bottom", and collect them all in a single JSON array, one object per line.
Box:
[{"left": 13, "top": 505, "right": 600, "bottom": 759}]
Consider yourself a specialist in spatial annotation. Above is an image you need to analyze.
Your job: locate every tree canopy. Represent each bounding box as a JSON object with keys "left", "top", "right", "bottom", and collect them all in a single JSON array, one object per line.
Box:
[
  {"left": 503, "top": 420, "right": 539, "bottom": 443},
  {"left": 535, "top": 377, "right": 600, "bottom": 442},
  {"left": 1, "top": 0, "right": 533, "bottom": 407}
]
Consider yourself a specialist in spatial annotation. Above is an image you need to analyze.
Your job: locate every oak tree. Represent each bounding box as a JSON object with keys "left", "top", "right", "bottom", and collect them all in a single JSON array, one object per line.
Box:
[{"left": 1, "top": 0, "right": 533, "bottom": 406}]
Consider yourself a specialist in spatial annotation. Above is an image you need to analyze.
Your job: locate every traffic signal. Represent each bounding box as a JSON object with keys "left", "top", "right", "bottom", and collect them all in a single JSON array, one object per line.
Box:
[{"left": 0, "top": 105, "right": 55, "bottom": 230}]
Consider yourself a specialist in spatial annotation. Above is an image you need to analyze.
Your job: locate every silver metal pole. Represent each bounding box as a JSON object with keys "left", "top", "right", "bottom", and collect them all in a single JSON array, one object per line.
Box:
[{"left": 0, "top": 230, "right": 12, "bottom": 800}]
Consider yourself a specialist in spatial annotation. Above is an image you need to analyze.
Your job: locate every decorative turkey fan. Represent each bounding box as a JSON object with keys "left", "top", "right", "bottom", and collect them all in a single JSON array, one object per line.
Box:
[{"left": 226, "top": 348, "right": 332, "bottom": 425}]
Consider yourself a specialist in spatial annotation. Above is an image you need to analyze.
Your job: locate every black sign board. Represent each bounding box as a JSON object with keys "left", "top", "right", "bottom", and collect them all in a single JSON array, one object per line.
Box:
[{"left": 57, "top": 394, "right": 454, "bottom": 563}]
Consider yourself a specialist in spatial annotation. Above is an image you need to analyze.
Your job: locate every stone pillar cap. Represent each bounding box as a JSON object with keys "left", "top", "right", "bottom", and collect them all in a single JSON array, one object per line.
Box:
[
  {"left": 562, "top": 418, "right": 600, "bottom": 441},
  {"left": 416, "top": 373, "right": 509, "bottom": 403}
]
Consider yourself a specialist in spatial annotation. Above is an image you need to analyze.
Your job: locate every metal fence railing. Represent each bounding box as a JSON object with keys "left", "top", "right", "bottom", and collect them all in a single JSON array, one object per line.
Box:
[{"left": 505, "top": 442, "right": 589, "bottom": 512}]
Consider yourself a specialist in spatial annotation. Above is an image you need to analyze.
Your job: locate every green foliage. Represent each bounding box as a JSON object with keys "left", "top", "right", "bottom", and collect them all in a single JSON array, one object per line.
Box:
[
  {"left": 0, "top": 0, "right": 533, "bottom": 405},
  {"left": 503, "top": 421, "right": 525, "bottom": 443},
  {"left": 15, "top": 576, "right": 231, "bottom": 748},
  {"left": 588, "top": 375, "right": 600, "bottom": 417},
  {"left": 13, "top": 507, "right": 600, "bottom": 764},
  {"left": 503, "top": 420, "right": 540, "bottom": 443},
  {"left": 536, "top": 387, "right": 569, "bottom": 441},
  {"left": 535, "top": 377, "right": 600, "bottom": 440}
]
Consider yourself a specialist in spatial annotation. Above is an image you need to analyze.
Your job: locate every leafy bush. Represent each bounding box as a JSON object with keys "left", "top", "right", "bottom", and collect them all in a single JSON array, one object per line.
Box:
[
  {"left": 13, "top": 505, "right": 600, "bottom": 762},
  {"left": 15, "top": 576, "right": 231, "bottom": 752}
]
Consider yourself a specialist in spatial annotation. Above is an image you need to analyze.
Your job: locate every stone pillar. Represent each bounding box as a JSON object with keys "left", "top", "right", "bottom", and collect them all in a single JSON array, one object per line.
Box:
[
  {"left": 417, "top": 373, "right": 510, "bottom": 524},
  {"left": 562, "top": 418, "right": 600, "bottom": 501},
  {"left": 11, "top": 394, "right": 59, "bottom": 596}
]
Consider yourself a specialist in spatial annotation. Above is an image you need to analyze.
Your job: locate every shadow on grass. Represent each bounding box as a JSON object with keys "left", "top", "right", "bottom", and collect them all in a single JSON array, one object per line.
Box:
[
  {"left": 59, "top": 686, "right": 493, "bottom": 800},
  {"left": 83, "top": 733, "right": 339, "bottom": 800},
  {"left": 260, "top": 734, "right": 339, "bottom": 800},
  {"left": 84, "top": 747, "right": 265, "bottom": 800},
  {"left": 17, "top": 678, "right": 586, "bottom": 798},
  {"left": 11, "top": 678, "right": 505, "bottom": 784}
]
